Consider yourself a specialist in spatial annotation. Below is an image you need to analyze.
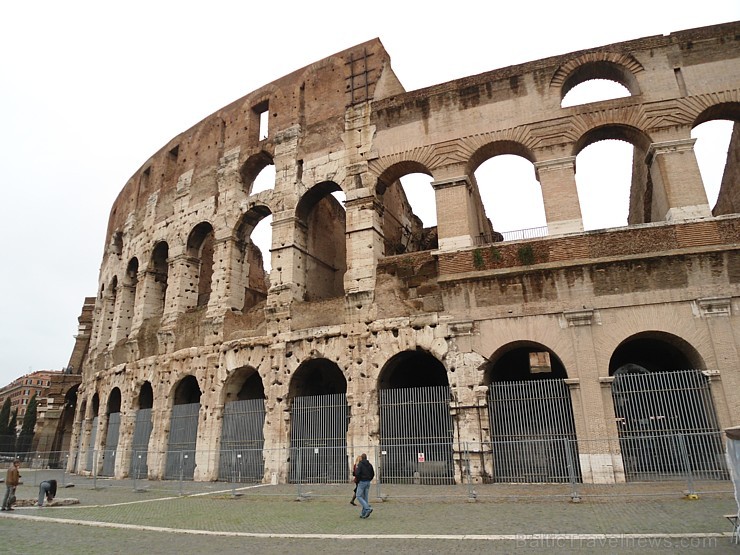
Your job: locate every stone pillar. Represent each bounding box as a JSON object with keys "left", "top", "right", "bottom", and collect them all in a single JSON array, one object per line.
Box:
[
  {"left": 432, "top": 176, "right": 478, "bottom": 251},
  {"left": 646, "top": 138, "right": 711, "bottom": 222},
  {"left": 131, "top": 268, "right": 163, "bottom": 332},
  {"left": 163, "top": 253, "right": 199, "bottom": 322},
  {"left": 561, "top": 309, "right": 621, "bottom": 483},
  {"left": 94, "top": 410, "right": 108, "bottom": 476},
  {"left": 114, "top": 395, "right": 137, "bottom": 479},
  {"left": 534, "top": 156, "right": 584, "bottom": 235},
  {"left": 110, "top": 284, "right": 136, "bottom": 347}
]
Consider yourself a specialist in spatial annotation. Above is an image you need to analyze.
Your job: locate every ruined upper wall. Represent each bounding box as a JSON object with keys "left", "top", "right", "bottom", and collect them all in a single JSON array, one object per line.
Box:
[{"left": 105, "top": 38, "right": 401, "bottom": 243}]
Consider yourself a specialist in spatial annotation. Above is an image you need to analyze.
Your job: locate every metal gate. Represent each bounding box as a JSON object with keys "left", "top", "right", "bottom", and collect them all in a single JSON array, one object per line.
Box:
[
  {"left": 219, "top": 398, "right": 266, "bottom": 482},
  {"left": 611, "top": 369, "right": 727, "bottom": 480},
  {"left": 378, "top": 386, "right": 455, "bottom": 484},
  {"left": 130, "top": 408, "right": 153, "bottom": 479},
  {"left": 164, "top": 402, "right": 199, "bottom": 480},
  {"left": 86, "top": 416, "right": 98, "bottom": 472},
  {"left": 488, "top": 379, "right": 581, "bottom": 483},
  {"left": 101, "top": 412, "right": 120, "bottom": 476},
  {"left": 289, "top": 393, "right": 349, "bottom": 483}
]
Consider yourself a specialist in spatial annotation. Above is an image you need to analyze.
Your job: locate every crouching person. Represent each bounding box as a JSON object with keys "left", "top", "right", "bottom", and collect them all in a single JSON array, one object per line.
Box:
[{"left": 38, "top": 479, "right": 57, "bottom": 507}]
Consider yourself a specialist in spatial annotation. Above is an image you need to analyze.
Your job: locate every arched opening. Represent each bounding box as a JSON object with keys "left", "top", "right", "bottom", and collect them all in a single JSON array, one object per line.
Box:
[
  {"left": 295, "top": 182, "right": 346, "bottom": 301},
  {"left": 560, "top": 61, "right": 639, "bottom": 108},
  {"left": 240, "top": 151, "right": 274, "bottom": 195},
  {"left": 288, "top": 359, "right": 348, "bottom": 483},
  {"left": 186, "top": 222, "right": 215, "bottom": 308},
  {"left": 562, "top": 79, "right": 631, "bottom": 108},
  {"left": 377, "top": 350, "right": 453, "bottom": 484},
  {"left": 377, "top": 163, "right": 437, "bottom": 255},
  {"left": 483, "top": 342, "right": 579, "bottom": 483},
  {"left": 131, "top": 381, "right": 153, "bottom": 479},
  {"left": 573, "top": 125, "right": 652, "bottom": 228},
  {"left": 101, "top": 387, "right": 122, "bottom": 476},
  {"left": 219, "top": 367, "right": 266, "bottom": 483},
  {"left": 150, "top": 242, "right": 169, "bottom": 318},
  {"left": 49, "top": 384, "right": 78, "bottom": 468},
  {"left": 115, "top": 258, "right": 138, "bottom": 343},
  {"left": 86, "top": 392, "right": 100, "bottom": 472},
  {"left": 609, "top": 332, "right": 725, "bottom": 481},
  {"left": 165, "top": 375, "right": 202, "bottom": 480},
  {"left": 471, "top": 141, "right": 546, "bottom": 241},
  {"left": 235, "top": 206, "right": 272, "bottom": 312},
  {"left": 692, "top": 103, "right": 739, "bottom": 216}
]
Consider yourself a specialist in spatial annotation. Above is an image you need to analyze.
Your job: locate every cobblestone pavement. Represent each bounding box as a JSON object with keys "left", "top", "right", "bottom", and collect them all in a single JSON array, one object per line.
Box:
[{"left": 0, "top": 475, "right": 737, "bottom": 554}]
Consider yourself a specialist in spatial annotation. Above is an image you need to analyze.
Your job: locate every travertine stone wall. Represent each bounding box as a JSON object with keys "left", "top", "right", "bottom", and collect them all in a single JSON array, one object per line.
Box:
[{"left": 69, "top": 23, "right": 740, "bottom": 484}]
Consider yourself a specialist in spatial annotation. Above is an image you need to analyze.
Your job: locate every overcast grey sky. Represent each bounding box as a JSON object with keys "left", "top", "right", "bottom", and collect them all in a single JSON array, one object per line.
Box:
[{"left": 0, "top": 1, "right": 737, "bottom": 387}]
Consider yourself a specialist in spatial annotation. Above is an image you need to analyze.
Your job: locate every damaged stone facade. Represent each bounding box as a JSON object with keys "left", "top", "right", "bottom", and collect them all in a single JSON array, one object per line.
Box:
[{"left": 68, "top": 23, "right": 740, "bottom": 484}]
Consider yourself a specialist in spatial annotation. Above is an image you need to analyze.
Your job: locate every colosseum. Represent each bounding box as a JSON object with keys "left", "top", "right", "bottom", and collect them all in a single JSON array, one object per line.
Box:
[{"left": 62, "top": 22, "right": 739, "bottom": 486}]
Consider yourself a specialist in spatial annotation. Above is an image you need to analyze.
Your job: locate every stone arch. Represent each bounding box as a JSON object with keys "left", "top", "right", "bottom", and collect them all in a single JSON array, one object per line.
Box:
[
  {"left": 551, "top": 53, "right": 644, "bottom": 99},
  {"left": 295, "top": 181, "right": 346, "bottom": 301},
  {"left": 165, "top": 374, "right": 202, "bottom": 480},
  {"left": 288, "top": 358, "right": 347, "bottom": 399},
  {"left": 692, "top": 102, "right": 740, "bottom": 216},
  {"left": 240, "top": 151, "right": 275, "bottom": 195},
  {"left": 572, "top": 123, "right": 654, "bottom": 227},
  {"left": 378, "top": 349, "right": 449, "bottom": 389},
  {"left": 608, "top": 331, "right": 705, "bottom": 375},
  {"left": 234, "top": 205, "right": 272, "bottom": 311},
  {"left": 101, "top": 386, "right": 122, "bottom": 476},
  {"left": 219, "top": 366, "right": 266, "bottom": 482},
  {"left": 149, "top": 241, "right": 169, "bottom": 318},
  {"left": 186, "top": 222, "right": 215, "bottom": 308},
  {"left": 468, "top": 140, "right": 543, "bottom": 238},
  {"left": 376, "top": 162, "right": 436, "bottom": 255},
  {"left": 482, "top": 340, "right": 568, "bottom": 383}
]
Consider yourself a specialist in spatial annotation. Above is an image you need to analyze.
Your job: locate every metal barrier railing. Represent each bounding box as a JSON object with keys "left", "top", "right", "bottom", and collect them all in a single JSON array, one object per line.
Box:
[
  {"left": 1, "top": 431, "right": 731, "bottom": 501},
  {"left": 473, "top": 226, "right": 549, "bottom": 245}
]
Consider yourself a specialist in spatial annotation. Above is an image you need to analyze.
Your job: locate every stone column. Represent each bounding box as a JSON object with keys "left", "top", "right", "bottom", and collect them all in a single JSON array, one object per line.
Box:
[
  {"left": 110, "top": 284, "right": 136, "bottom": 347},
  {"left": 646, "top": 138, "right": 711, "bottom": 222},
  {"left": 432, "top": 176, "right": 478, "bottom": 251},
  {"left": 534, "top": 156, "right": 584, "bottom": 235},
  {"left": 561, "top": 309, "right": 621, "bottom": 483},
  {"left": 114, "top": 394, "right": 137, "bottom": 478},
  {"left": 131, "top": 268, "right": 163, "bottom": 332},
  {"left": 163, "top": 253, "right": 199, "bottom": 322}
]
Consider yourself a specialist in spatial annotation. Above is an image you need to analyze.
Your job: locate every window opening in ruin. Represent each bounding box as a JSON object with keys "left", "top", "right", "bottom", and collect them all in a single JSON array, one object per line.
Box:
[
  {"left": 115, "top": 258, "right": 139, "bottom": 343},
  {"left": 484, "top": 343, "right": 567, "bottom": 383},
  {"left": 379, "top": 171, "right": 436, "bottom": 255},
  {"left": 561, "top": 79, "right": 630, "bottom": 108},
  {"left": 296, "top": 182, "right": 347, "bottom": 301},
  {"left": 220, "top": 367, "right": 266, "bottom": 483},
  {"left": 692, "top": 119, "right": 734, "bottom": 213},
  {"left": 236, "top": 207, "right": 272, "bottom": 311},
  {"left": 377, "top": 350, "right": 453, "bottom": 484},
  {"left": 575, "top": 139, "right": 633, "bottom": 230},
  {"left": 475, "top": 154, "right": 546, "bottom": 240},
  {"left": 241, "top": 151, "right": 274, "bottom": 196},
  {"left": 252, "top": 101, "right": 269, "bottom": 141},
  {"left": 608, "top": 332, "right": 701, "bottom": 375},
  {"left": 251, "top": 163, "right": 276, "bottom": 195},
  {"left": 187, "top": 222, "right": 215, "bottom": 308},
  {"left": 288, "top": 359, "right": 348, "bottom": 483}
]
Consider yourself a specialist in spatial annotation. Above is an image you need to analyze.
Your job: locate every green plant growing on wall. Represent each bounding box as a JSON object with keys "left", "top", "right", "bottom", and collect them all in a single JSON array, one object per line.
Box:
[
  {"left": 517, "top": 245, "right": 535, "bottom": 265},
  {"left": 489, "top": 246, "right": 502, "bottom": 263},
  {"left": 473, "top": 248, "right": 485, "bottom": 269}
]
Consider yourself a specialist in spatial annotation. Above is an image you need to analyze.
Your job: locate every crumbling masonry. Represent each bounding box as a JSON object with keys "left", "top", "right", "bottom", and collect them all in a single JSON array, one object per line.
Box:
[{"left": 65, "top": 22, "right": 740, "bottom": 484}]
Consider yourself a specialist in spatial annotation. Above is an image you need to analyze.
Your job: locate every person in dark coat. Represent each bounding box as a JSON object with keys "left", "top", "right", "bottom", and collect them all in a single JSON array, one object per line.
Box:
[
  {"left": 352, "top": 453, "right": 374, "bottom": 519},
  {"left": 38, "top": 479, "right": 57, "bottom": 507}
]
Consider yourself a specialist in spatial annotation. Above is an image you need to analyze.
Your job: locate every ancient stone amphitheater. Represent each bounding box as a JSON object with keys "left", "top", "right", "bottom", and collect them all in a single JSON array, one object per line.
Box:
[{"left": 61, "top": 22, "right": 739, "bottom": 485}]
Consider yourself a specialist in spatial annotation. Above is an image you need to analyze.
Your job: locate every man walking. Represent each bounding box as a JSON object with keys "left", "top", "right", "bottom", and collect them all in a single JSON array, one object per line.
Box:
[
  {"left": 2, "top": 459, "right": 21, "bottom": 511},
  {"left": 353, "top": 453, "right": 374, "bottom": 519}
]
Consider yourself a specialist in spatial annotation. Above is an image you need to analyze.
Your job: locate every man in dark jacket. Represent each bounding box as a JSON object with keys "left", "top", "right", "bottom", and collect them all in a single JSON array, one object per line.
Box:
[
  {"left": 2, "top": 459, "right": 21, "bottom": 510},
  {"left": 353, "top": 453, "right": 374, "bottom": 519}
]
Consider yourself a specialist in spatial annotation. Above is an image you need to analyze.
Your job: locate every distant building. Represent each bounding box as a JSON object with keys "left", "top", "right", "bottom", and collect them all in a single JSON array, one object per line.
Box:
[{"left": 0, "top": 370, "right": 61, "bottom": 426}]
